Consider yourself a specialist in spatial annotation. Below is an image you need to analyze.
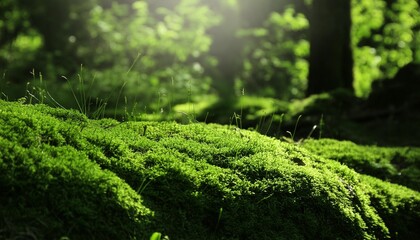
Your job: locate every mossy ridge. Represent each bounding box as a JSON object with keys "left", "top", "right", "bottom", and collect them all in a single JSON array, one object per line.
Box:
[
  {"left": 302, "top": 138, "right": 420, "bottom": 191},
  {"left": 0, "top": 100, "right": 419, "bottom": 239},
  {"left": 361, "top": 175, "right": 420, "bottom": 239},
  {"left": 0, "top": 100, "right": 153, "bottom": 239},
  {"left": 123, "top": 122, "right": 393, "bottom": 239}
]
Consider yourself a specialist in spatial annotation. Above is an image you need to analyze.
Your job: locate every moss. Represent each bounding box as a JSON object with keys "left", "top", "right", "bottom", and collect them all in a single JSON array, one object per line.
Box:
[
  {"left": 302, "top": 138, "right": 420, "bottom": 191},
  {"left": 361, "top": 175, "right": 420, "bottom": 239},
  {"left": 1, "top": 99, "right": 419, "bottom": 239},
  {"left": 0, "top": 100, "right": 153, "bottom": 239}
]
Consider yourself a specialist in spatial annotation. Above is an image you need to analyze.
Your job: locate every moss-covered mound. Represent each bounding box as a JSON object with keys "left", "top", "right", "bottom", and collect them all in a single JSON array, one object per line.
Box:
[
  {"left": 302, "top": 139, "right": 420, "bottom": 192},
  {"left": 1, "top": 100, "right": 419, "bottom": 239}
]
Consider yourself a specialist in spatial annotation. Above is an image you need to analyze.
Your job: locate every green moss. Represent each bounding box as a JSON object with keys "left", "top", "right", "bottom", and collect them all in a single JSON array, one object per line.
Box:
[
  {"left": 1, "top": 99, "right": 419, "bottom": 239},
  {"left": 0, "top": 101, "right": 152, "bottom": 239},
  {"left": 302, "top": 138, "right": 420, "bottom": 191},
  {"left": 235, "top": 96, "right": 289, "bottom": 121}
]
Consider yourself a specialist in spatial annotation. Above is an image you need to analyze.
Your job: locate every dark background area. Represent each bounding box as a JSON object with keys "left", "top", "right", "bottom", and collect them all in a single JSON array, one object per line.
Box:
[{"left": 1, "top": 0, "right": 419, "bottom": 145}]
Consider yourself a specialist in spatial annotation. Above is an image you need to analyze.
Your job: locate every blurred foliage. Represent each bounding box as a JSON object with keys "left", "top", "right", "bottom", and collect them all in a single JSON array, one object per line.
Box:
[
  {"left": 0, "top": 0, "right": 419, "bottom": 109},
  {"left": 82, "top": 0, "right": 219, "bottom": 112},
  {"left": 352, "top": 0, "right": 420, "bottom": 97},
  {"left": 238, "top": 6, "right": 309, "bottom": 100},
  {"left": 236, "top": 0, "right": 419, "bottom": 98},
  {"left": 1, "top": 0, "right": 219, "bottom": 112}
]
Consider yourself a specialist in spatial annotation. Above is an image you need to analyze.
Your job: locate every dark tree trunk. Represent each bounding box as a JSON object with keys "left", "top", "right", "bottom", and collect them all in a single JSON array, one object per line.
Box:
[
  {"left": 207, "top": 4, "right": 242, "bottom": 102},
  {"left": 307, "top": 0, "right": 354, "bottom": 95}
]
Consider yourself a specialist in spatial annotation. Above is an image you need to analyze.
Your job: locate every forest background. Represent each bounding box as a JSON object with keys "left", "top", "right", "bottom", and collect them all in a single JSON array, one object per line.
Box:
[
  {"left": 0, "top": 0, "right": 419, "bottom": 133},
  {"left": 1, "top": 1, "right": 420, "bottom": 238}
]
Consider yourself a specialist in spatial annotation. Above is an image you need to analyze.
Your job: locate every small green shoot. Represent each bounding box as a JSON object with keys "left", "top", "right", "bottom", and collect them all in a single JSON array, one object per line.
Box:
[
  {"left": 307, "top": 125, "right": 317, "bottom": 139},
  {"left": 275, "top": 113, "right": 285, "bottom": 138},
  {"left": 285, "top": 114, "right": 302, "bottom": 142},
  {"left": 319, "top": 114, "right": 324, "bottom": 139},
  {"left": 136, "top": 178, "right": 152, "bottom": 195},
  {"left": 232, "top": 112, "right": 242, "bottom": 129},
  {"left": 215, "top": 207, "right": 223, "bottom": 231},
  {"left": 264, "top": 113, "right": 275, "bottom": 135}
]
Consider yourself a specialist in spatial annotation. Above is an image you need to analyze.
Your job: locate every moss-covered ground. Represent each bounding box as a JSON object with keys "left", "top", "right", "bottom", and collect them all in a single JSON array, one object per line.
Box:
[
  {"left": 184, "top": 90, "right": 420, "bottom": 147},
  {"left": 1, "top": 99, "right": 419, "bottom": 239}
]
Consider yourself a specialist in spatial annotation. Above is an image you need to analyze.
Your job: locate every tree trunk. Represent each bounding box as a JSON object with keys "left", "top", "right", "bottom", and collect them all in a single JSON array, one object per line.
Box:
[
  {"left": 207, "top": 4, "right": 242, "bottom": 102},
  {"left": 307, "top": 0, "right": 354, "bottom": 95}
]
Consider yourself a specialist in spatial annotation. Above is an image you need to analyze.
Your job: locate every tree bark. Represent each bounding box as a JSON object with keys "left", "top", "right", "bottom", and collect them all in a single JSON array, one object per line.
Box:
[{"left": 307, "top": 0, "right": 354, "bottom": 95}]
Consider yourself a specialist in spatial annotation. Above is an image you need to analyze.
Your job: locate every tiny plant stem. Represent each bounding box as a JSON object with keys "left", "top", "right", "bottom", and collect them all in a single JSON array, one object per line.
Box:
[
  {"left": 86, "top": 74, "right": 97, "bottom": 116},
  {"left": 169, "top": 77, "right": 174, "bottom": 119},
  {"left": 319, "top": 114, "right": 324, "bottom": 139},
  {"left": 276, "top": 113, "right": 284, "bottom": 138},
  {"left": 127, "top": 52, "right": 142, "bottom": 74},
  {"left": 46, "top": 91, "right": 66, "bottom": 109},
  {"left": 63, "top": 76, "right": 82, "bottom": 113},
  {"left": 158, "top": 91, "right": 162, "bottom": 114},
  {"left": 78, "top": 64, "right": 87, "bottom": 115},
  {"left": 265, "top": 113, "right": 274, "bottom": 135},
  {"left": 137, "top": 178, "right": 152, "bottom": 195},
  {"left": 92, "top": 99, "right": 107, "bottom": 119},
  {"left": 26, "top": 90, "right": 40, "bottom": 102},
  {"left": 26, "top": 82, "right": 32, "bottom": 104},
  {"left": 215, "top": 207, "right": 223, "bottom": 231},
  {"left": 240, "top": 88, "right": 244, "bottom": 129},
  {"left": 292, "top": 115, "right": 302, "bottom": 141},
  {"left": 123, "top": 96, "right": 128, "bottom": 121},
  {"left": 29, "top": 69, "right": 35, "bottom": 104},
  {"left": 39, "top": 71, "right": 43, "bottom": 85},
  {"left": 114, "top": 81, "right": 127, "bottom": 119},
  {"left": 38, "top": 72, "right": 45, "bottom": 103},
  {"left": 304, "top": 125, "right": 317, "bottom": 142},
  {"left": 1, "top": 92, "right": 8, "bottom": 101},
  {"left": 258, "top": 114, "right": 267, "bottom": 133},
  {"left": 256, "top": 193, "right": 274, "bottom": 204},
  {"left": 204, "top": 112, "right": 209, "bottom": 124},
  {"left": 239, "top": 105, "right": 243, "bottom": 129}
]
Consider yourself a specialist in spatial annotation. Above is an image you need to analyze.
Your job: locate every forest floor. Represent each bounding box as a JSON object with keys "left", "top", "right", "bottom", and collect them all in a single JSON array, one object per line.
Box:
[{"left": 1, "top": 99, "right": 419, "bottom": 239}]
